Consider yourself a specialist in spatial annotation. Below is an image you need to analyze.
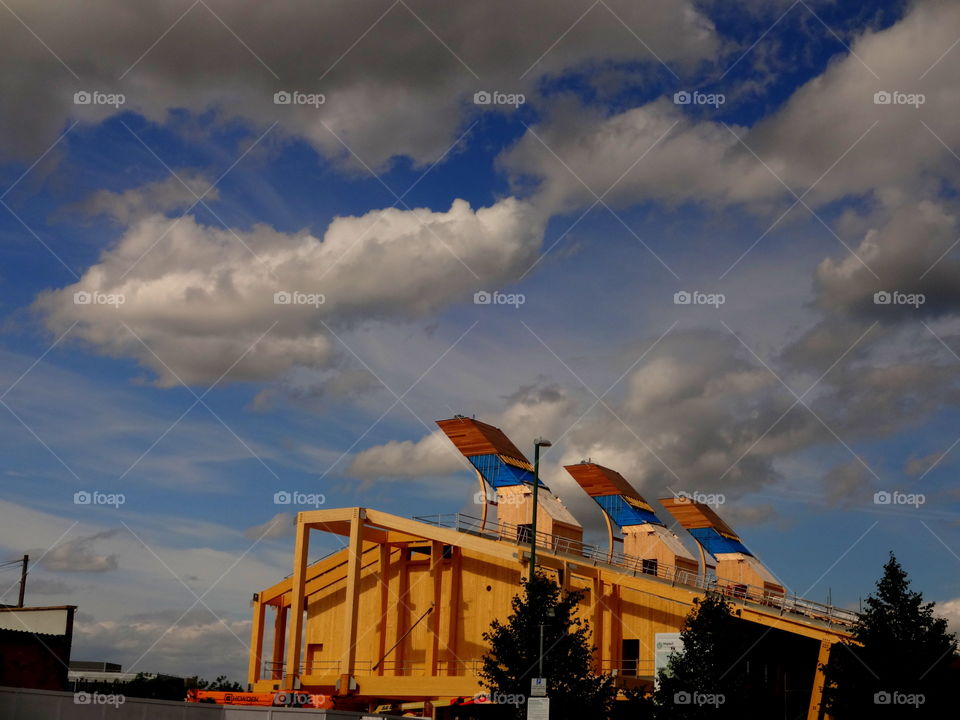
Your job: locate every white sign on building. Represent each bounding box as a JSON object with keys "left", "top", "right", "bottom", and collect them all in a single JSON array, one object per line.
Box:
[{"left": 654, "top": 632, "right": 684, "bottom": 688}]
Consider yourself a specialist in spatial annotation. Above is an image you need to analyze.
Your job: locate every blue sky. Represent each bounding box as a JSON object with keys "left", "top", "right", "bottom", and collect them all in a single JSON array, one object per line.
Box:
[{"left": 2, "top": 0, "right": 960, "bottom": 679}]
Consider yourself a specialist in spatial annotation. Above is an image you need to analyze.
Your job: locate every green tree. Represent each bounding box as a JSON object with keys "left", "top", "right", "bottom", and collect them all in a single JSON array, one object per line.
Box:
[
  {"left": 652, "top": 593, "right": 751, "bottom": 719},
  {"left": 191, "top": 674, "right": 245, "bottom": 691},
  {"left": 479, "top": 572, "right": 614, "bottom": 720},
  {"left": 822, "top": 552, "right": 958, "bottom": 718}
]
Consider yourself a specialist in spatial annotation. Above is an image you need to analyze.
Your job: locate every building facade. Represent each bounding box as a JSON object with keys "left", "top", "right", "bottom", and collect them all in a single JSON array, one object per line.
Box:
[{"left": 248, "top": 417, "right": 854, "bottom": 718}]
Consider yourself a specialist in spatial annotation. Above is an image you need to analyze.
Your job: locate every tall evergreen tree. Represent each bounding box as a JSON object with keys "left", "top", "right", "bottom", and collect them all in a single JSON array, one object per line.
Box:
[
  {"left": 822, "top": 552, "right": 958, "bottom": 718},
  {"left": 652, "top": 593, "right": 751, "bottom": 720},
  {"left": 479, "top": 572, "right": 614, "bottom": 720}
]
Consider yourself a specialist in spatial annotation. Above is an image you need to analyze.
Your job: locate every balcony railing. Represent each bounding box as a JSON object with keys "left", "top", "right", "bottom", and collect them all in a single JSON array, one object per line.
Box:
[
  {"left": 262, "top": 659, "right": 485, "bottom": 679},
  {"left": 413, "top": 512, "right": 858, "bottom": 628}
]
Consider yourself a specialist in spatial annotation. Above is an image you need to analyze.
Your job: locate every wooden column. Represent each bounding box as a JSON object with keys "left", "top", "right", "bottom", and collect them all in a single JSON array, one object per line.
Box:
[
  {"left": 608, "top": 585, "right": 622, "bottom": 672},
  {"left": 394, "top": 547, "right": 410, "bottom": 675},
  {"left": 806, "top": 639, "right": 833, "bottom": 720},
  {"left": 284, "top": 516, "right": 310, "bottom": 689},
  {"left": 447, "top": 547, "right": 462, "bottom": 676},
  {"left": 426, "top": 541, "right": 443, "bottom": 676},
  {"left": 376, "top": 543, "right": 390, "bottom": 676},
  {"left": 247, "top": 594, "right": 265, "bottom": 686},
  {"left": 340, "top": 510, "right": 364, "bottom": 679},
  {"left": 272, "top": 604, "right": 287, "bottom": 680},
  {"left": 592, "top": 577, "right": 604, "bottom": 673}
]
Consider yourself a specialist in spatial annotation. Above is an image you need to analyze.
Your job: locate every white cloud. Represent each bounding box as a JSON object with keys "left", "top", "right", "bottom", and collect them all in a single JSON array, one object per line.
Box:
[
  {"left": 243, "top": 512, "right": 295, "bottom": 540},
  {"left": 73, "top": 610, "right": 251, "bottom": 680},
  {"left": 501, "top": 0, "right": 960, "bottom": 214},
  {"left": 36, "top": 530, "right": 120, "bottom": 573},
  {"left": 0, "top": 0, "right": 718, "bottom": 167},
  {"left": 347, "top": 430, "right": 467, "bottom": 479},
  {"left": 939, "top": 597, "right": 960, "bottom": 634},
  {"left": 79, "top": 173, "right": 218, "bottom": 224},
  {"left": 35, "top": 196, "right": 545, "bottom": 385}
]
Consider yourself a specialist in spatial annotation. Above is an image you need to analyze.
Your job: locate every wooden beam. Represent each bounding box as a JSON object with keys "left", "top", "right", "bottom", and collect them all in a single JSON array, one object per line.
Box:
[
  {"left": 247, "top": 595, "right": 265, "bottom": 686},
  {"left": 340, "top": 509, "right": 364, "bottom": 678},
  {"left": 284, "top": 515, "right": 310, "bottom": 689}
]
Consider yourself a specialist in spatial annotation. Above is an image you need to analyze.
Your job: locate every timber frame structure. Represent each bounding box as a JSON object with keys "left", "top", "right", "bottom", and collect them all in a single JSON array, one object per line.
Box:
[{"left": 248, "top": 419, "right": 856, "bottom": 718}]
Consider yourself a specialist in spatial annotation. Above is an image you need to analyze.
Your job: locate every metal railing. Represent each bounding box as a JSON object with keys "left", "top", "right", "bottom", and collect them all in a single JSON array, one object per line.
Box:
[
  {"left": 413, "top": 512, "right": 858, "bottom": 627},
  {"left": 264, "top": 658, "right": 484, "bottom": 678},
  {"left": 600, "top": 660, "right": 656, "bottom": 678}
]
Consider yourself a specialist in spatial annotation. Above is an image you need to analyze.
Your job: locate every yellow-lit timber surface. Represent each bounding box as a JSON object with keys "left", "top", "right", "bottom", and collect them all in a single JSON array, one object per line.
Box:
[{"left": 249, "top": 506, "right": 854, "bottom": 718}]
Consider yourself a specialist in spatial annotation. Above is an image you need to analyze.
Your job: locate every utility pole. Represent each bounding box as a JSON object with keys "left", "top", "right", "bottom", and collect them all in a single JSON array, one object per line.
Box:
[
  {"left": 17, "top": 554, "right": 28, "bottom": 607},
  {"left": 529, "top": 438, "right": 552, "bottom": 580}
]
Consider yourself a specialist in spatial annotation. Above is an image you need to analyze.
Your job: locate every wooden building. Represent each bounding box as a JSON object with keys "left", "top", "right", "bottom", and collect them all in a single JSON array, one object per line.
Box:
[{"left": 248, "top": 418, "right": 855, "bottom": 718}]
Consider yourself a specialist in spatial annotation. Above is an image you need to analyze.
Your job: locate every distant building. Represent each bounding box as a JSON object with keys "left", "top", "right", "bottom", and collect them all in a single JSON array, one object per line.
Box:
[
  {"left": 67, "top": 660, "right": 184, "bottom": 685},
  {"left": 0, "top": 604, "right": 76, "bottom": 691}
]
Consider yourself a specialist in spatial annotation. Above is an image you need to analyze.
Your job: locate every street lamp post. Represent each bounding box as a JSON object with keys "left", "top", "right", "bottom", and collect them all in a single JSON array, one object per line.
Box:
[{"left": 529, "top": 437, "right": 552, "bottom": 580}]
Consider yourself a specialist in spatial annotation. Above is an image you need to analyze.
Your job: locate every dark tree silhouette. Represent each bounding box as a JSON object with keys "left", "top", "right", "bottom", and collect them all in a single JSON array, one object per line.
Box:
[
  {"left": 479, "top": 572, "right": 614, "bottom": 720},
  {"left": 822, "top": 552, "right": 958, "bottom": 718},
  {"left": 652, "top": 593, "right": 751, "bottom": 719}
]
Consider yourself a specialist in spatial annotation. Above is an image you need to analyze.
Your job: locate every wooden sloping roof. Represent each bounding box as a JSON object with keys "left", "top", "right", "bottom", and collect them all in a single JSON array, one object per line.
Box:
[
  {"left": 564, "top": 462, "right": 643, "bottom": 500},
  {"left": 658, "top": 497, "right": 740, "bottom": 539},
  {"left": 436, "top": 417, "right": 530, "bottom": 464}
]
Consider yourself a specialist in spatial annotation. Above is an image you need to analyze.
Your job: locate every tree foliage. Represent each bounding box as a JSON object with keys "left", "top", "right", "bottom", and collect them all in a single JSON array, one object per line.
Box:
[
  {"left": 192, "top": 674, "right": 245, "bottom": 691},
  {"left": 822, "top": 552, "right": 958, "bottom": 718},
  {"left": 650, "top": 593, "right": 751, "bottom": 719},
  {"left": 479, "top": 572, "right": 614, "bottom": 720}
]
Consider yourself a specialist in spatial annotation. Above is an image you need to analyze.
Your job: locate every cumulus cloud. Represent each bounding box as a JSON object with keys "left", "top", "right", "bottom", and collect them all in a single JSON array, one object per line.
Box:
[
  {"left": 821, "top": 461, "right": 873, "bottom": 508},
  {"left": 35, "top": 196, "right": 545, "bottom": 385},
  {"left": 0, "top": 0, "right": 718, "bottom": 167},
  {"left": 350, "top": 314, "right": 960, "bottom": 517},
  {"left": 815, "top": 199, "right": 960, "bottom": 321},
  {"left": 939, "top": 597, "right": 960, "bottom": 634},
  {"left": 501, "top": 0, "right": 960, "bottom": 214},
  {"left": 243, "top": 512, "right": 295, "bottom": 540},
  {"left": 73, "top": 607, "right": 250, "bottom": 679},
  {"left": 79, "top": 173, "right": 218, "bottom": 224},
  {"left": 37, "top": 530, "right": 120, "bottom": 572},
  {"left": 347, "top": 430, "right": 467, "bottom": 479},
  {"left": 349, "top": 378, "right": 578, "bottom": 480}
]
